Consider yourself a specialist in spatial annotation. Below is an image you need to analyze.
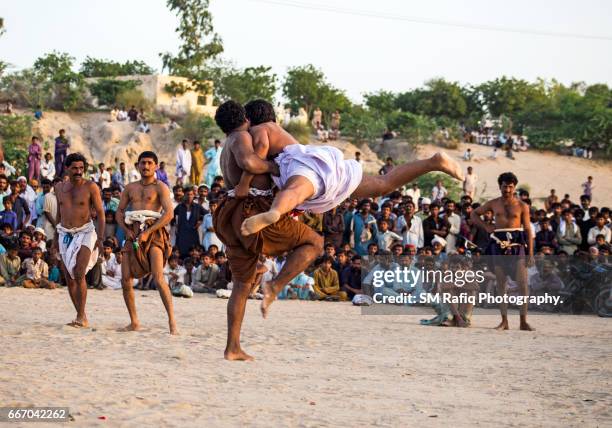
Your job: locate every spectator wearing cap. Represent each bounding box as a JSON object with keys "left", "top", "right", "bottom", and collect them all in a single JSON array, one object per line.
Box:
[{"left": 416, "top": 197, "right": 431, "bottom": 221}]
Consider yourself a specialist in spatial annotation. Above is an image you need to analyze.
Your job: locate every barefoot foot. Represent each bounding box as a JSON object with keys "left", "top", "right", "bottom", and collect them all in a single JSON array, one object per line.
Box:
[
  {"left": 224, "top": 348, "right": 255, "bottom": 361},
  {"left": 520, "top": 322, "right": 535, "bottom": 331},
  {"left": 169, "top": 323, "right": 179, "bottom": 335},
  {"left": 118, "top": 323, "right": 141, "bottom": 332},
  {"left": 66, "top": 318, "right": 89, "bottom": 328},
  {"left": 494, "top": 320, "right": 509, "bottom": 330},
  {"left": 433, "top": 152, "right": 464, "bottom": 181},
  {"left": 260, "top": 281, "right": 276, "bottom": 319},
  {"left": 241, "top": 210, "right": 281, "bottom": 236}
]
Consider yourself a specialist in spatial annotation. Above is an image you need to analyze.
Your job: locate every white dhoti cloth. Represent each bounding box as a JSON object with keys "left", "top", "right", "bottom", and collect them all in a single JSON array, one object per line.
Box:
[
  {"left": 57, "top": 221, "right": 99, "bottom": 279},
  {"left": 125, "top": 210, "right": 162, "bottom": 230},
  {"left": 272, "top": 144, "right": 363, "bottom": 213}
]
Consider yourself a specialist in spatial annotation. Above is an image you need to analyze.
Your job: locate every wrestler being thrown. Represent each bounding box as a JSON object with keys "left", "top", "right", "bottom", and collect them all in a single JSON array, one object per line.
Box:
[
  {"left": 235, "top": 99, "right": 463, "bottom": 312},
  {"left": 214, "top": 102, "right": 323, "bottom": 360},
  {"left": 54, "top": 153, "right": 106, "bottom": 328},
  {"left": 115, "top": 151, "right": 178, "bottom": 334},
  {"left": 471, "top": 172, "right": 535, "bottom": 331}
]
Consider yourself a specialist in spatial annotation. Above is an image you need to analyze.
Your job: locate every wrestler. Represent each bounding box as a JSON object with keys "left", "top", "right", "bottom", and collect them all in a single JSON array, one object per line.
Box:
[
  {"left": 214, "top": 101, "right": 324, "bottom": 361},
  {"left": 115, "top": 151, "right": 177, "bottom": 334},
  {"left": 237, "top": 99, "right": 464, "bottom": 236},
  {"left": 471, "top": 172, "right": 535, "bottom": 331},
  {"left": 53, "top": 153, "right": 105, "bottom": 328}
]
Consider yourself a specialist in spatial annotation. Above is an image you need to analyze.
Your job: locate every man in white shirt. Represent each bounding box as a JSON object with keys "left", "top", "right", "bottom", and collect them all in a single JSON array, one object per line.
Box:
[
  {"left": 404, "top": 183, "right": 421, "bottom": 203},
  {"left": 101, "top": 243, "right": 122, "bottom": 290},
  {"left": 176, "top": 140, "right": 192, "bottom": 185},
  {"left": 431, "top": 180, "right": 448, "bottom": 203},
  {"left": 129, "top": 162, "right": 141, "bottom": 183},
  {"left": 18, "top": 176, "right": 39, "bottom": 226},
  {"left": 463, "top": 166, "right": 478, "bottom": 199},
  {"left": 441, "top": 200, "right": 461, "bottom": 253},
  {"left": 376, "top": 219, "right": 402, "bottom": 252},
  {"left": 40, "top": 153, "right": 56, "bottom": 180},
  {"left": 588, "top": 214, "right": 611, "bottom": 245},
  {"left": 396, "top": 201, "right": 424, "bottom": 249}
]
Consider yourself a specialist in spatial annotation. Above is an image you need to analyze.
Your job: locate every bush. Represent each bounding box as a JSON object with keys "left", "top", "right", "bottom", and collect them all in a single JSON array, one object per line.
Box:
[
  {"left": 0, "top": 114, "right": 32, "bottom": 173},
  {"left": 88, "top": 79, "right": 140, "bottom": 107},
  {"left": 283, "top": 121, "right": 310, "bottom": 145},
  {"left": 415, "top": 172, "right": 462, "bottom": 202},
  {"left": 115, "top": 89, "right": 152, "bottom": 112},
  {"left": 387, "top": 111, "right": 436, "bottom": 144},
  {"left": 175, "top": 111, "right": 223, "bottom": 142}
]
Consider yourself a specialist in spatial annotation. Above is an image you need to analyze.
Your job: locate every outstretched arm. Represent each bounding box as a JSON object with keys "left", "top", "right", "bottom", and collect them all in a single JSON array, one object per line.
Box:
[{"left": 235, "top": 128, "right": 272, "bottom": 198}]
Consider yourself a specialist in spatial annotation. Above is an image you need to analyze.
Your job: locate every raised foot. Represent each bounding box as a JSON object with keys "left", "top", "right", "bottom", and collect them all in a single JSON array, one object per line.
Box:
[
  {"left": 520, "top": 322, "right": 535, "bottom": 331},
  {"left": 224, "top": 349, "right": 255, "bottom": 361},
  {"left": 433, "top": 152, "right": 464, "bottom": 181},
  {"left": 118, "top": 323, "right": 141, "bottom": 332},
  {"left": 260, "top": 281, "right": 276, "bottom": 319},
  {"left": 241, "top": 210, "right": 281, "bottom": 236},
  {"left": 494, "top": 320, "right": 509, "bottom": 330},
  {"left": 66, "top": 318, "right": 90, "bottom": 329}
]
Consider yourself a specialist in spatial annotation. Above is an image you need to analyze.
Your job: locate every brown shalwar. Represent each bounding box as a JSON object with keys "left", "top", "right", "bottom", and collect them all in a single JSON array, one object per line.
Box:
[
  {"left": 122, "top": 221, "right": 172, "bottom": 279},
  {"left": 213, "top": 194, "right": 312, "bottom": 286}
]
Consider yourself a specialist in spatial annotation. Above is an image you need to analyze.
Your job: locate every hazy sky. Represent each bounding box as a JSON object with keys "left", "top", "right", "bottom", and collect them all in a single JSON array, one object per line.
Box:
[{"left": 2, "top": 0, "right": 611, "bottom": 101}]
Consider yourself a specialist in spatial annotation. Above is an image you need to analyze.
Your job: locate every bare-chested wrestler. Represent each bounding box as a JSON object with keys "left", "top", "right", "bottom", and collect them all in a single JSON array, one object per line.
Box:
[
  {"left": 238, "top": 99, "right": 464, "bottom": 237},
  {"left": 115, "top": 151, "right": 177, "bottom": 334},
  {"left": 471, "top": 172, "right": 535, "bottom": 331},
  {"left": 53, "top": 153, "right": 105, "bottom": 328},
  {"left": 213, "top": 101, "right": 324, "bottom": 361}
]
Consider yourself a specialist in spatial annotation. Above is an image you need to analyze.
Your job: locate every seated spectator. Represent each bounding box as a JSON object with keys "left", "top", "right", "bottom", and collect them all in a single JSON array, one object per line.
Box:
[
  {"left": 341, "top": 255, "right": 362, "bottom": 299},
  {"left": 19, "top": 247, "right": 57, "bottom": 289},
  {"left": 101, "top": 241, "right": 122, "bottom": 290},
  {"left": 557, "top": 209, "right": 581, "bottom": 255},
  {"left": 127, "top": 105, "right": 138, "bottom": 121},
  {"left": 280, "top": 272, "right": 314, "bottom": 300},
  {"left": 108, "top": 106, "right": 119, "bottom": 122},
  {"left": 34, "top": 105, "right": 43, "bottom": 120},
  {"left": 164, "top": 255, "right": 191, "bottom": 297},
  {"left": 18, "top": 231, "right": 34, "bottom": 261},
  {"left": 214, "top": 252, "right": 231, "bottom": 290},
  {"left": 192, "top": 253, "right": 219, "bottom": 293},
  {"left": 313, "top": 255, "right": 348, "bottom": 301},
  {"left": 0, "top": 245, "right": 20, "bottom": 286},
  {"left": 463, "top": 148, "right": 473, "bottom": 161},
  {"left": 104, "top": 210, "right": 117, "bottom": 239},
  {"left": 117, "top": 107, "right": 128, "bottom": 121},
  {"left": 32, "top": 228, "right": 47, "bottom": 253},
  {"left": 535, "top": 218, "right": 558, "bottom": 251}
]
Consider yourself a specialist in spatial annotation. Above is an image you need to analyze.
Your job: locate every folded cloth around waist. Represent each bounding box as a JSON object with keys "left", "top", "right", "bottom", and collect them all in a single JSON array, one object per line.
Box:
[
  {"left": 122, "top": 211, "right": 172, "bottom": 279},
  {"left": 57, "top": 221, "right": 99, "bottom": 279}
]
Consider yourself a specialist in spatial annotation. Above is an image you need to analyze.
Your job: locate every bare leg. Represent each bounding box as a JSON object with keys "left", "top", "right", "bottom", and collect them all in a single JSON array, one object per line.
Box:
[
  {"left": 352, "top": 152, "right": 464, "bottom": 199},
  {"left": 119, "top": 258, "right": 140, "bottom": 332},
  {"left": 494, "top": 267, "right": 509, "bottom": 330},
  {"left": 60, "top": 260, "right": 78, "bottom": 310},
  {"left": 241, "top": 176, "right": 315, "bottom": 236},
  {"left": 68, "top": 247, "right": 92, "bottom": 328},
  {"left": 225, "top": 281, "right": 255, "bottom": 361},
  {"left": 261, "top": 231, "right": 323, "bottom": 318},
  {"left": 149, "top": 247, "right": 178, "bottom": 335},
  {"left": 517, "top": 261, "right": 534, "bottom": 331}
]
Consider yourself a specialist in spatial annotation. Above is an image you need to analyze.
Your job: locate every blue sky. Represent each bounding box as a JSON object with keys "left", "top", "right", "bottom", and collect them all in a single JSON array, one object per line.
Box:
[{"left": 2, "top": 0, "right": 611, "bottom": 101}]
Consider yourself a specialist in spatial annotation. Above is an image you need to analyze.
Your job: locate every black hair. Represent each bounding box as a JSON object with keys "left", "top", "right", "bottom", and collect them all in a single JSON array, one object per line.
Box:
[
  {"left": 244, "top": 99, "right": 276, "bottom": 126},
  {"left": 41, "top": 178, "right": 52, "bottom": 186},
  {"left": 321, "top": 255, "right": 334, "bottom": 264},
  {"left": 497, "top": 172, "right": 518, "bottom": 187},
  {"left": 215, "top": 100, "right": 247, "bottom": 134},
  {"left": 351, "top": 255, "right": 361, "bottom": 262},
  {"left": 138, "top": 151, "right": 158, "bottom": 164},
  {"left": 65, "top": 152, "right": 88, "bottom": 169}
]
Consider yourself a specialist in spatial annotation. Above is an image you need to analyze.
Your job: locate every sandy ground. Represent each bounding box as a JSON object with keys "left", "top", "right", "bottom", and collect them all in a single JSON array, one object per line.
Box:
[
  {"left": 1, "top": 287, "right": 610, "bottom": 427},
  {"left": 418, "top": 142, "right": 612, "bottom": 207}
]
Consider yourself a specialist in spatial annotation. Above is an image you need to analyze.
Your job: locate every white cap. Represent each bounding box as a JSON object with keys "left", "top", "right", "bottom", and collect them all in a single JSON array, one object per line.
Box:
[
  {"left": 34, "top": 227, "right": 47, "bottom": 237},
  {"left": 432, "top": 236, "right": 447, "bottom": 247},
  {"left": 421, "top": 197, "right": 431, "bottom": 205}
]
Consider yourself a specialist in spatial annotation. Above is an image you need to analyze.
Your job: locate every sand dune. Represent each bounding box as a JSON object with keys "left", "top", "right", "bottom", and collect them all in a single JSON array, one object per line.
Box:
[{"left": 1, "top": 287, "right": 610, "bottom": 427}]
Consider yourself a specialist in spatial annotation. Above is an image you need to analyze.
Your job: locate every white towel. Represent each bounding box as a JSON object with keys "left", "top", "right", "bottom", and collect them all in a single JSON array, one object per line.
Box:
[
  {"left": 57, "top": 221, "right": 99, "bottom": 279},
  {"left": 272, "top": 144, "right": 363, "bottom": 214}
]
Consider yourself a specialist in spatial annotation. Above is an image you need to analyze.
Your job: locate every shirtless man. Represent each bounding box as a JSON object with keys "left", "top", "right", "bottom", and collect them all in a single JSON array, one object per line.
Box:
[
  {"left": 471, "top": 172, "right": 534, "bottom": 331},
  {"left": 53, "top": 153, "right": 105, "bottom": 328},
  {"left": 213, "top": 101, "right": 323, "bottom": 360},
  {"left": 115, "top": 151, "right": 177, "bottom": 334},
  {"left": 237, "top": 99, "right": 464, "bottom": 236}
]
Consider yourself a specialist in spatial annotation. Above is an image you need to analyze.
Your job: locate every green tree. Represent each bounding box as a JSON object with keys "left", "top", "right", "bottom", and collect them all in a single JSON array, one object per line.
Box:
[
  {"left": 364, "top": 90, "right": 397, "bottom": 114},
  {"left": 80, "top": 57, "right": 154, "bottom": 77},
  {"left": 160, "top": 0, "right": 223, "bottom": 93},
  {"left": 32, "top": 51, "right": 86, "bottom": 110},
  {"left": 88, "top": 79, "right": 141, "bottom": 106},
  {"left": 0, "top": 115, "right": 32, "bottom": 171}
]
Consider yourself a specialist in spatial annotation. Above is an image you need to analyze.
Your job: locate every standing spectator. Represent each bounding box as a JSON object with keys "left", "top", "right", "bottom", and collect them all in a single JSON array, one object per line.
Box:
[
  {"left": 201, "top": 200, "right": 223, "bottom": 252},
  {"left": 35, "top": 178, "right": 56, "bottom": 240},
  {"left": 350, "top": 200, "right": 377, "bottom": 256},
  {"left": 111, "top": 162, "right": 129, "bottom": 190},
  {"left": 379, "top": 157, "right": 394, "bottom": 175},
  {"left": 581, "top": 176, "right": 594, "bottom": 199},
  {"left": 396, "top": 201, "right": 424, "bottom": 249},
  {"left": 471, "top": 208, "right": 494, "bottom": 250},
  {"left": 190, "top": 141, "right": 205, "bottom": 185},
  {"left": 323, "top": 206, "right": 344, "bottom": 249},
  {"left": 463, "top": 166, "right": 478, "bottom": 199},
  {"left": 54, "top": 129, "right": 70, "bottom": 178},
  {"left": 0, "top": 174, "right": 10, "bottom": 211},
  {"left": 176, "top": 140, "right": 192, "bottom": 185},
  {"left": 544, "top": 189, "right": 558, "bottom": 213},
  {"left": 204, "top": 139, "right": 223, "bottom": 187},
  {"left": 311, "top": 107, "right": 322, "bottom": 128},
  {"left": 422, "top": 203, "right": 449, "bottom": 248},
  {"left": 442, "top": 200, "right": 461, "bottom": 253},
  {"left": 376, "top": 219, "right": 402, "bottom": 252},
  {"left": 27, "top": 137, "right": 42, "bottom": 181},
  {"left": 18, "top": 176, "right": 38, "bottom": 225},
  {"left": 431, "top": 180, "right": 447, "bottom": 203},
  {"left": 128, "top": 162, "right": 141, "bottom": 183},
  {"left": 330, "top": 110, "right": 341, "bottom": 139},
  {"left": 156, "top": 161, "right": 170, "bottom": 187},
  {"left": 174, "top": 187, "right": 204, "bottom": 258},
  {"left": 405, "top": 182, "right": 421, "bottom": 202},
  {"left": 40, "top": 153, "right": 55, "bottom": 180}
]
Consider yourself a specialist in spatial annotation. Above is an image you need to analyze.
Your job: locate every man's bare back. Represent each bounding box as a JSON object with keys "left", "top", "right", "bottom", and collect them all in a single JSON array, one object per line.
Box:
[
  {"left": 55, "top": 180, "right": 99, "bottom": 228},
  {"left": 249, "top": 122, "right": 299, "bottom": 158},
  {"left": 220, "top": 130, "right": 275, "bottom": 190}
]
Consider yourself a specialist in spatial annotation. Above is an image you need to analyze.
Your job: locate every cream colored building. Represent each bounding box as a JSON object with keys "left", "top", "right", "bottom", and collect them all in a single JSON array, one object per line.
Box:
[{"left": 86, "top": 74, "right": 217, "bottom": 117}]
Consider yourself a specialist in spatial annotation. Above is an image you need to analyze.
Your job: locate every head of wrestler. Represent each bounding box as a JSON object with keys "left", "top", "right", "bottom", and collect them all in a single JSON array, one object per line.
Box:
[
  {"left": 497, "top": 172, "right": 518, "bottom": 199},
  {"left": 244, "top": 99, "right": 276, "bottom": 126},
  {"left": 215, "top": 100, "right": 249, "bottom": 134},
  {"left": 137, "top": 151, "right": 158, "bottom": 181},
  {"left": 64, "top": 153, "right": 88, "bottom": 183}
]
